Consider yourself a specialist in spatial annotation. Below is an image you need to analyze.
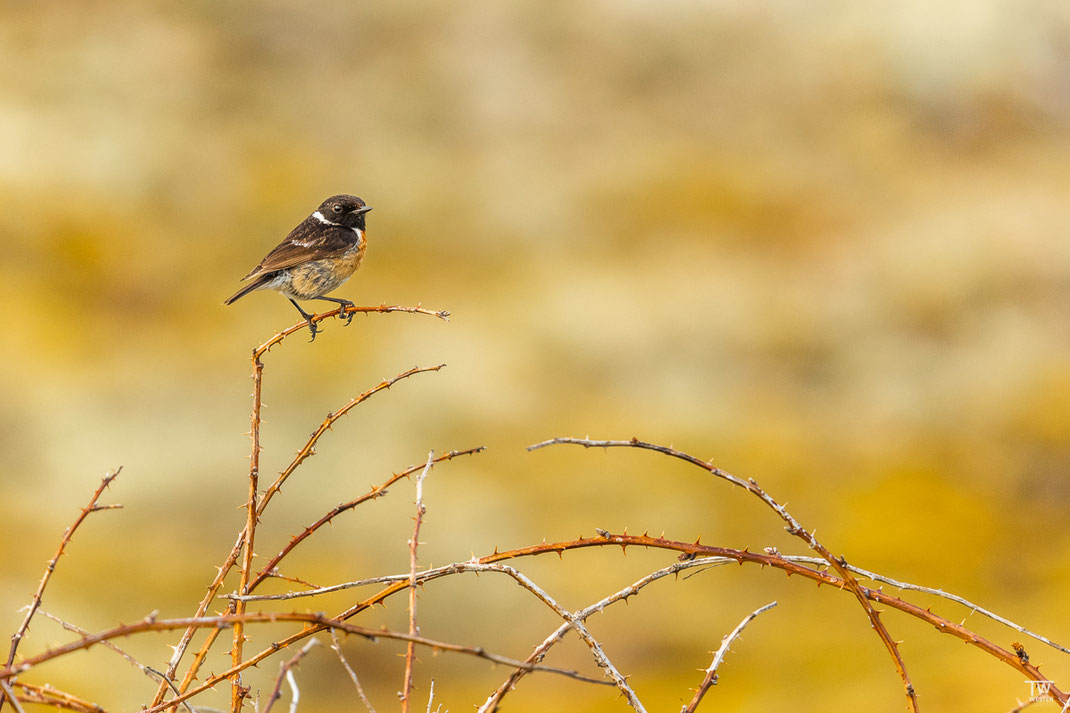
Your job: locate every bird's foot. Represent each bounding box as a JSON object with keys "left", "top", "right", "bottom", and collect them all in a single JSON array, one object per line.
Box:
[
  {"left": 306, "top": 315, "right": 320, "bottom": 342},
  {"left": 339, "top": 301, "right": 356, "bottom": 326}
]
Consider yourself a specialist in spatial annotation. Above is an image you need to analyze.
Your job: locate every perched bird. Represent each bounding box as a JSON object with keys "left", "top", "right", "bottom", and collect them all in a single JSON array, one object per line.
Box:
[{"left": 225, "top": 194, "right": 372, "bottom": 340}]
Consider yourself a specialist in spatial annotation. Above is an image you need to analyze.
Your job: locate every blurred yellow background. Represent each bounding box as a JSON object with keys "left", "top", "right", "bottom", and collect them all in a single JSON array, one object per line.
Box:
[{"left": 2, "top": 2, "right": 1070, "bottom": 711}]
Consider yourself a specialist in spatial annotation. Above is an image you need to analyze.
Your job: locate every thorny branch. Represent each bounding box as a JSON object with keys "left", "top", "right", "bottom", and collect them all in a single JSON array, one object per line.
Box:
[
  {"left": 8, "top": 305, "right": 1065, "bottom": 713},
  {"left": 263, "top": 640, "right": 318, "bottom": 713},
  {"left": 250, "top": 448, "right": 484, "bottom": 591},
  {"left": 1, "top": 468, "right": 122, "bottom": 713},
  {"left": 479, "top": 557, "right": 733, "bottom": 712},
  {"left": 156, "top": 364, "right": 447, "bottom": 707},
  {"left": 256, "top": 365, "right": 446, "bottom": 514},
  {"left": 232, "top": 355, "right": 264, "bottom": 713},
  {"left": 7, "top": 681, "right": 105, "bottom": 713},
  {"left": 682, "top": 601, "right": 777, "bottom": 713},
  {"left": 151, "top": 305, "right": 448, "bottom": 708},
  {"left": 34, "top": 610, "right": 193, "bottom": 713},
  {"left": 223, "top": 521, "right": 1070, "bottom": 712},
  {"left": 401, "top": 453, "right": 435, "bottom": 713},
  {"left": 530, "top": 437, "right": 921, "bottom": 711},
  {"left": 330, "top": 630, "right": 379, "bottom": 713},
  {"left": 252, "top": 304, "right": 449, "bottom": 361},
  {"left": 779, "top": 555, "right": 1070, "bottom": 656},
  {"left": 0, "top": 612, "right": 606, "bottom": 712}
]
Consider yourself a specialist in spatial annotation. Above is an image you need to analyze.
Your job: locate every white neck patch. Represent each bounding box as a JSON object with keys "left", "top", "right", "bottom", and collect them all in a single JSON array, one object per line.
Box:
[
  {"left": 313, "top": 210, "right": 364, "bottom": 239},
  {"left": 312, "top": 210, "right": 341, "bottom": 226}
]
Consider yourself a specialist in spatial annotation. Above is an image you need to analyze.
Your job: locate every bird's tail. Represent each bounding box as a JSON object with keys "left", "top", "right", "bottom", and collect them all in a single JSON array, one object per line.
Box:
[{"left": 223, "top": 276, "right": 269, "bottom": 305}]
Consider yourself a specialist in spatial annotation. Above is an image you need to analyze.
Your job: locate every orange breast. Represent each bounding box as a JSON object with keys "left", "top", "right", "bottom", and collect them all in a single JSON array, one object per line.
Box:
[{"left": 284, "top": 236, "right": 366, "bottom": 300}]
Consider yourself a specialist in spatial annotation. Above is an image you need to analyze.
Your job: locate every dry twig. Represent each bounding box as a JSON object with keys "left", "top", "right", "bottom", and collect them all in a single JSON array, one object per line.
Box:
[
  {"left": 0, "top": 611, "right": 603, "bottom": 712},
  {"left": 2, "top": 469, "right": 122, "bottom": 713},
  {"left": 401, "top": 452, "right": 435, "bottom": 713},
  {"left": 232, "top": 355, "right": 265, "bottom": 712},
  {"left": 479, "top": 557, "right": 734, "bottom": 712},
  {"left": 252, "top": 305, "right": 449, "bottom": 361},
  {"left": 8, "top": 682, "right": 105, "bottom": 713},
  {"left": 0, "top": 683, "right": 25, "bottom": 713},
  {"left": 151, "top": 305, "right": 448, "bottom": 709},
  {"left": 250, "top": 448, "right": 484, "bottom": 591},
  {"left": 780, "top": 555, "right": 1070, "bottom": 656},
  {"left": 330, "top": 630, "right": 379, "bottom": 713},
  {"left": 157, "top": 365, "right": 446, "bottom": 707},
  {"left": 34, "top": 610, "right": 193, "bottom": 713},
  {"left": 530, "top": 437, "right": 921, "bottom": 711},
  {"left": 682, "top": 601, "right": 777, "bottom": 713},
  {"left": 263, "top": 640, "right": 318, "bottom": 713}
]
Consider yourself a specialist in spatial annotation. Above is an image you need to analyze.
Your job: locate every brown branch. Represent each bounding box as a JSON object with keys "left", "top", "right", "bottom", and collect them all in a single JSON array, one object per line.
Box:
[
  {"left": 263, "top": 639, "right": 318, "bottom": 713},
  {"left": 253, "top": 530, "right": 1069, "bottom": 710},
  {"left": 249, "top": 447, "right": 484, "bottom": 591},
  {"left": 450, "top": 563, "right": 646, "bottom": 711},
  {"left": 7, "top": 534, "right": 1059, "bottom": 709},
  {"left": 231, "top": 357, "right": 264, "bottom": 713},
  {"left": 34, "top": 610, "right": 193, "bottom": 713},
  {"left": 479, "top": 557, "right": 735, "bottom": 712},
  {"left": 252, "top": 304, "right": 449, "bottom": 361},
  {"left": 401, "top": 453, "right": 434, "bottom": 713},
  {"left": 257, "top": 365, "right": 446, "bottom": 516},
  {"left": 486, "top": 535, "right": 1068, "bottom": 706},
  {"left": 682, "top": 601, "right": 777, "bottom": 713},
  {"left": 154, "top": 538, "right": 241, "bottom": 706},
  {"left": 238, "top": 525, "right": 1070, "bottom": 712},
  {"left": 150, "top": 617, "right": 611, "bottom": 713},
  {"left": 150, "top": 306, "right": 449, "bottom": 708},
  {"left": 155, "top": 366, "right": 446, "bottom": 707},
  {"left": 529, "top": 437, "right": 921, "bottom": 711},
  {"left": 2, "top": 469, "right": 122, "bottom": 713},
  {"left": 0, "top": 612, "right": 605, "bottom": 712},
  {"left": 8, "top": 682, "right": 106, "bottom": 713},
  {"left": 315, "top": 534, "right": 1067, "bottom": 710},
  {"left": 779, "top": 555, "right": 1070, "bottom": 656}
]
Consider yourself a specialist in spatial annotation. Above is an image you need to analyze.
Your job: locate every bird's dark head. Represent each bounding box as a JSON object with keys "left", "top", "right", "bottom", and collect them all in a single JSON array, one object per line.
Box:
[{"left": 316, "top": 194, "right": 372, "bottom": 230}]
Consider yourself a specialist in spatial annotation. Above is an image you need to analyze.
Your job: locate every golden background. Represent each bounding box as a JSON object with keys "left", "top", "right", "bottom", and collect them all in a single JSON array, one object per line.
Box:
[{"left": 1, "top": 2, "right": 1069, "bottom": 711}]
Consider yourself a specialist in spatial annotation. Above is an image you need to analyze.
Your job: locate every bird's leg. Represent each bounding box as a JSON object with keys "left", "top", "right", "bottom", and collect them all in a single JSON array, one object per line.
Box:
[
  {"left": 288, "top": 299, "right": 319, "bottom": 341},
  {"left": 314, "top": 296, "right": 356, "bottom": 326}
]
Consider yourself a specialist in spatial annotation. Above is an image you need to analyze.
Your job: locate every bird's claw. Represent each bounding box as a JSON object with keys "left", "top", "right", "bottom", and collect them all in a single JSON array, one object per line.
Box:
[
  {"left": 306, "top": 317, "right": 320, "bottom": 342},
  {"left": 340, "top": 302, "right": 356, "bottom": 326}
]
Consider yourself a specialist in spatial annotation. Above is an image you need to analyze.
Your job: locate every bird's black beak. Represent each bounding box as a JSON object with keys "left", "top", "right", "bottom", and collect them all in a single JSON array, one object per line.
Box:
[{"left": 352, "top": 205, "right": 373, "bottom": 215}]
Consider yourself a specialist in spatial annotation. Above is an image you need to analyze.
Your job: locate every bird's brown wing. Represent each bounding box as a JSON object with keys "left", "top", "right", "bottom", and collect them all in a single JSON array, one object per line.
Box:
[{"left": 240, "top": 220, "right": 357, "bottom": 281}]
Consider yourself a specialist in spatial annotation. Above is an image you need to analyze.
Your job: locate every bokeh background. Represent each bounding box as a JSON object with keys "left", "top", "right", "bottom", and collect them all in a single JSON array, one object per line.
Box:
[{"left": 2, "top": 2, "right": 1070, "bottom": 711}]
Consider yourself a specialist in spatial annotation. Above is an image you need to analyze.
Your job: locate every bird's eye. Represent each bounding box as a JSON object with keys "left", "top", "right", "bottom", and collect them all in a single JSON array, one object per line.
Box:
[{"left": 332, "top": 204, "right": 344, "bottom": 213}]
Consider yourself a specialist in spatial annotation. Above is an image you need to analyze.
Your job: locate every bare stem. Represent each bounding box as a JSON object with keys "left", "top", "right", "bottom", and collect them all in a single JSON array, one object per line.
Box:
[
  {"left": 150, "top": 306, "right": 448, "bottom": 709},
  {"left": 263, "top": 640, "right": 318, "bottom": 713},
  {"left": 252, "top": 304, "right": 449, "bottom": 361},
  {"left": 401, "top": 452, "right": 434, "bottom": 713},
  {"left": 2, "top": 468, "right": 122, "bottom": 713},
  {"left": 330, "top": 630, "right": 379, "bottom": 713},
  {"left": 257, "top": 366, "right": 446, "bottom": 516},
  {"left": 232, "top": 358, "right": 264, "bottom": 713},
  {"left": 530, "top": 437, "right": 921, "bottom": 711},
  {"left": 250, "top": 447, "right": 483, "bottom": 591},
  {"left": 682, "top": 601, "right": 777, "bottom": 713},
  {"left": 8, "top": 682, "right": 106, "bottom": 713},
  {"left": 156, "top": 365, "right": 446, "bottom": 707}
]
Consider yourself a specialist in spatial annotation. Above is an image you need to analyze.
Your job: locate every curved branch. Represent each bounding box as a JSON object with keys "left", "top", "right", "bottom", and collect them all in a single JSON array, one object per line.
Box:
[
  {"left": 530, "top": 437, "right": 920, "bottom": 710},
  {"left": 252, "top": 304, "right": 449, "bottom": 360}
]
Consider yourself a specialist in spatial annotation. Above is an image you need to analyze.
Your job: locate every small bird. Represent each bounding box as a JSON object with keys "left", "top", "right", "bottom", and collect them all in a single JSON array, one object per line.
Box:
[{"left": 225, "top": 194, "right": 372, "bottom": 340}]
